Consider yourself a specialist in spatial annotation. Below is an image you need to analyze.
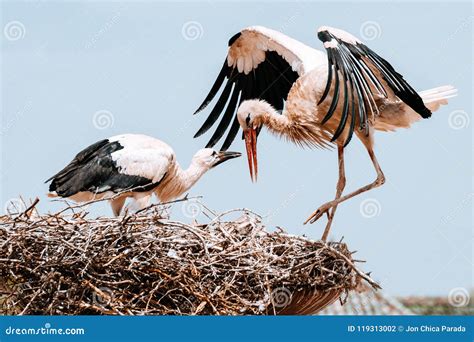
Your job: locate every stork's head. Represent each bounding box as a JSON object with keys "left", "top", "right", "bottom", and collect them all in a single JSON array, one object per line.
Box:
[
  {"left": 192, "top": 148, "right": 241, "bottom": 170},
  {"left": 237, "top": 99, "right": 272, "bottom": 182}
]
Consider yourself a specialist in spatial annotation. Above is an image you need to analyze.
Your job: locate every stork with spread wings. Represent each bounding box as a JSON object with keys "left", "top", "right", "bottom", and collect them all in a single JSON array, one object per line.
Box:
[{"left": 194, "top": 25, "right": 456, "bottom": 240}]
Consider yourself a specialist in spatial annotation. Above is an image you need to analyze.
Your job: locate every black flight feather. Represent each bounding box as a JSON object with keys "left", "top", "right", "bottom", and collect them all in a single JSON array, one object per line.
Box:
[
  {"left": 317, "top": 27, "right": 432, "bottom": 146},
  {"left": 194, "top": 35, "right": 299, "bottom": 149},
  {"left": 194, "top": 61, "right": 229, "bottom": 115},
  {"left": 194, "top": 71, "right": 235, "bottom": 138}
]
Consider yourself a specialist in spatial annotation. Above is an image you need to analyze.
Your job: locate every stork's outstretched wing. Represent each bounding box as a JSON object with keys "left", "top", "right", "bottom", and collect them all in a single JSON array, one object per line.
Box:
[
  {"left": 194, "top": 26, "right": 326, "bottom": 150},
  {"left": 316, "top": 26, "right": 431, "bottom": 146}
]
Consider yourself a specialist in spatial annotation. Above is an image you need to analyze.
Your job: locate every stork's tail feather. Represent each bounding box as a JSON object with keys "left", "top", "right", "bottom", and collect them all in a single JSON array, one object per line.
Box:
[{"left": 419, "top": 85, "right": 457, "bottom": 112}]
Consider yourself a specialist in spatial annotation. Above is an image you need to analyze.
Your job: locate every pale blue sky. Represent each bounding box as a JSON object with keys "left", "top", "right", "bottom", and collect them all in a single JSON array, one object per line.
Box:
[{"left": 1, "top": 0, "right": 472, "bottom": 296}]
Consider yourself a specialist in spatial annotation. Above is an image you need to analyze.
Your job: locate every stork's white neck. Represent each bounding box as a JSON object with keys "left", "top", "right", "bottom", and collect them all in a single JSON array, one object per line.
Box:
[
  {"left": 178, "top": 162, "right": 210, "bottom": 192},
  {"left": 155, "top": 160, "right": 210, "bottom": 203}
]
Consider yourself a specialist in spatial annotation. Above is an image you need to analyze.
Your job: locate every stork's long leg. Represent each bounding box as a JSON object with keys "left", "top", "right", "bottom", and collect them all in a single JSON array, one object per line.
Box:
[
  {"left": 305, "top": 146, "right": 385, "bottom": 226},
  {"left": 132, "top": 192, "right": 152, "bottom": 211},
  {"left": 320, "top": 145, "right": 346, "bottom": 241},
  {"left": 110, "top": 196, "right": 126, "bottom": 217}
]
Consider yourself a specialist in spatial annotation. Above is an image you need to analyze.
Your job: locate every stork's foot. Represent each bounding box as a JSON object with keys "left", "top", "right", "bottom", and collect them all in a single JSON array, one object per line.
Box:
[{"left": 304, "top": 201, "right": 336, "bottom": 225}]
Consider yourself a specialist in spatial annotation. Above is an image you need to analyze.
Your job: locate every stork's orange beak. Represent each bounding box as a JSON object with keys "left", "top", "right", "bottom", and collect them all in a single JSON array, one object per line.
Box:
[{"left": 243, "top": 128, "right": 258, "bottom": 182}]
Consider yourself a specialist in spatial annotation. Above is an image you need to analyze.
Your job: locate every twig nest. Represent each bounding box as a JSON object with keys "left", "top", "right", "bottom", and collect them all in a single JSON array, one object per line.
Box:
[{"left": 0, "top": 204, "right": 378, "bottom": 315}]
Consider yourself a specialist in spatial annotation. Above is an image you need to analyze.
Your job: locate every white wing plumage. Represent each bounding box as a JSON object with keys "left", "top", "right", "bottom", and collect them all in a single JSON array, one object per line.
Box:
[
  {"left": 228, "top": 26, "right": 326, "bottom": 75},
  {"left": 111, "top": 134, "right": 173, "bottom": 183}
]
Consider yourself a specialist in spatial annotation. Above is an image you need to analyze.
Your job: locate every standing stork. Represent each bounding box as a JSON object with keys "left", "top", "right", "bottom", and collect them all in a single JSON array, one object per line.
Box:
[
  {"left": 193, "top": 26, "right": 456, "bottom": 240},
  {"left": 46, "top": 134, "right": 241, "bottom": 216}
]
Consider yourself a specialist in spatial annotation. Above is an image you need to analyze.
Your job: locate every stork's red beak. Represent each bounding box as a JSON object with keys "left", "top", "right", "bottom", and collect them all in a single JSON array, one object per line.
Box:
[{"left": 243, "top": 128, "right": 258, "bottom": 182}]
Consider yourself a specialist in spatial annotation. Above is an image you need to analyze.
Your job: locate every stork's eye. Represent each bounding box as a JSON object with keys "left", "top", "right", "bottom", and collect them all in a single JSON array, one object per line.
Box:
[
  {"left": 245, "top": 113, "right": 251, "bottom": 126},
  {"left": 212, "top": 151, "right": 217, "bottom": 156}
]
